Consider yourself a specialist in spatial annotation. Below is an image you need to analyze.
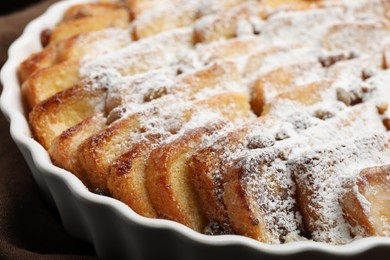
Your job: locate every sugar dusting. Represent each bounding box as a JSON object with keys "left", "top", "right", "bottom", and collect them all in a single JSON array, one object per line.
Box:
[
  {"left": 67, "top": 0, "right": 390, "bottom": 243},
  {"left": 290, "top": 134, "right": 390, "bottom": 243}
]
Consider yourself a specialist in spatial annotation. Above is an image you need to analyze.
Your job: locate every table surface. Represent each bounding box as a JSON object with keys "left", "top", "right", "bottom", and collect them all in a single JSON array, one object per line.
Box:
[{"left": 0, "top": 1, "right": 99, "bottom": 259}]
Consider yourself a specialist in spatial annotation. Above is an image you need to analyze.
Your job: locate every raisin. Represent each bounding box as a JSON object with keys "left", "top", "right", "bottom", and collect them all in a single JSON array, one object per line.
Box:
[{"left": 40, "top": 29, "right": 52, "bottom": 47}]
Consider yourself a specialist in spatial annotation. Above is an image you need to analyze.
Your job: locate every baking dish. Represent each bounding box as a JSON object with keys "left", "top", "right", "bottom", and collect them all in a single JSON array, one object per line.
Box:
[{"left": 1, "top": 0, "right": 390, "bottom": 259}]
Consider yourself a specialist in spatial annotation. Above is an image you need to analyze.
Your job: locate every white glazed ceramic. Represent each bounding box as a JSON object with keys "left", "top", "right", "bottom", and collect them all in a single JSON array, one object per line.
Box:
[{"left": 1, "top": 1, "right": 390, "bottom": 259}]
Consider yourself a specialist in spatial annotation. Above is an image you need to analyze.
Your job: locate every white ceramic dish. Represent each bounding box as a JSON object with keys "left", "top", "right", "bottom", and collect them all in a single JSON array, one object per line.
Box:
[{"left": 1, "top": 0, "right": 390, "bottom": 259}]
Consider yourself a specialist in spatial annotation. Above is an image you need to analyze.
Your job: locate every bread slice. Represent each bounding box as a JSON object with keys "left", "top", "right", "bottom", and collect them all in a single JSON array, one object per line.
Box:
[
  {"left": 261, "top": 80, "right": 332, "bottom": 115},
  {"left": 49, "top": 113, "right": 106, "bottom": 186},
  {"left": 131, "top": 0, "right": 262, "bottom": 40},
  {"left": 189, "top": 116, "right": 279, "bottom": 234},
  {"left": 29, "top": 83, "right": 107, "bottom": 149},
  {"left": 243, "top": 44, "right": 306, "bottom": 78},
  {"left": 77, "top": 110, "right": 145, "bottom": 195},
  {"left": 145, "top": 123, "right": 227, "bottom": 231},
  {"left": 349, "top": 0, "right": 390, "bottom": 20},
  {"left": 250, "top": 62, "right": 325, "bottom": 115},
  {"left": 193, "top": 0, "right": 331, "bottom": 43},
  {"left": 176, "top": 61, "right": 242, "bottom": 95},
  {"left": 264, "top": 0, "right": 331, "bottom": 10},
  {"left": 341, "top": 164, "right": 390, "bottom": 237},
  {"left": 322, "top": 21, "right": 390, "bottom": 55},
  {"left": 80, "top": 27, "right": 194, "bottom": 78},
  {"left": 224, "top": 144, "right": 302, "bottom": 244},
  {"left": 50, "top": 8, "right": 130, "bottom": 44},
  {"left": 107, "top": 134, "right": 166, "bottom": 218},
  {"left": 22, "top": 60, "right": 80, "bottom": 109},
  {"left": 126, "top": 0, "right": 175, "bottom": 17},
  {"left": 196, "top": 36, "right": 263, "bottom": 65},
  {"left": 126, "top": 0, "right": 247, "bottom": 18},
  {"left": 131, "top": 5, "right": 198, "bottom": 40},
  {"left": 264, "top": 0, "right": 312, "bottom": 8},
  {"left": 62, "top": 3, "right": 120, "bottom": 21},
  {"left": 221, "top": 101, "right": 388, "bottom": 243},
  {"left": 19, "top": 46, "right": 57, "bottom": 83},
  {"left": 282, "top": 103, "right": 389, "bottom": 242},
  {"left": 105, "top": 60, "right": 242, "bottom": 113},
  {"left": 291, "top": 134, "right": 390, "bottom": 244},
  {"left": 194, "top": 1, "right": 267, "bottom": 43}
]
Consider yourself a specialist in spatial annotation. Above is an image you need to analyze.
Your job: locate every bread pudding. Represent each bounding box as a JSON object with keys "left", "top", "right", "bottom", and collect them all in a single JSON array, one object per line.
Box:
[{"left": 21, "top": 0, "right": 390, "bottom": 244}]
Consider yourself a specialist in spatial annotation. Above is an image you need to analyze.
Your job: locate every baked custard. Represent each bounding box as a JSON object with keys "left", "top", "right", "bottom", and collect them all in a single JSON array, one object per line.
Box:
[{"left": 21, "top": 0, "right": 390, "bottom": 244}]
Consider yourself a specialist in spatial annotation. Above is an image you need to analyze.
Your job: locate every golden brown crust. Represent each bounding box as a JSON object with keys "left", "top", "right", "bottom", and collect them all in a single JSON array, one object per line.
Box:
[
  {"left": 293, "top": 174, "right": 316, "bottom": 237},
  {"left": 77, "top": 114, "right": 142, "bottom": 194},
  {"left": 50, "top": 9, "right": 130, "bottom": 44},
  {"left": 49, "top": 113, "right": 106, "bottom": 186},
  {"left": 322, "top": 21, "right": 390, "bottom": 53},
  {"left": 243, "top": 45, "right": 297, "bottom": 77},
  {"left": 264, "top": 0, "right": 323, "bottom": 9},
  {"left": 178, "top": 61, "right": 241, "bottom": 94},
  {"left": 189, "top": 152, "right": 228, "bottom": 226},
  {"left": 250, "top": 62, "right": 323, "bottom": 116},
  {"left": 341, "top": 165, "right": 390, "bottom": 237},
  {"left": 29, "top": 83, "right": 107, "bottom": 149},
  {"left": 145, "top": 144, "right": 183, "bottom": 219},
  {"left": 185, "top": 92, "right": 252, "bottom": 122},
  {"left": 251, "top": 65, "right": 295, "bottom": 111},
  {"left": 197, "top": 36, "right": 263, "bottom": 65},
  {"left": 145, "top": 127, "right": 215, "bottom": 231},
  {"left": 107, "top": 134, "right": 164, "bottom": 218},
  {"left": 262, "top": 80, "right": 333, "bottom": 115},
  {"left": 22, "top": 60, "right": 80, "bottom": 109},
  {"left": 19, "top": 46, "right": 57, "bottom": 83}
]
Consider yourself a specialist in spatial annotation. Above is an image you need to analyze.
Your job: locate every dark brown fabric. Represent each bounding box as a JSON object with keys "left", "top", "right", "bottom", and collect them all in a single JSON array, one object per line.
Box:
[
  {"left": 0, "top": 1, "right": 44, "bottom": 15},
  {"left": 0, "top": 2, "right": 99, "bottom": 259}
]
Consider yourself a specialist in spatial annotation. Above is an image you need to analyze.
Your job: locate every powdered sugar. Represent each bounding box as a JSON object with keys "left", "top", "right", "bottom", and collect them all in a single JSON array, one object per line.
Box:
[
  {"left": 321, "top": 21, "right": 390, "bottom": 55},
  {"left": 79, "top": 27, "right": 195, "bottom": 79},
  {"left": 290, "top": 134, "right": 390, "bottom": 243},
  {"left": 60, "top": 0, "right": 390, "bottom": 244},
  {"left": 259, "top": 6, "right": 346, "bottom": 47},
  {"left": 78, "top": 28, "right": 132, "bottom": 62},
  {"left": 237, "top": 145, "right": 300, "bottom": 244}
]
